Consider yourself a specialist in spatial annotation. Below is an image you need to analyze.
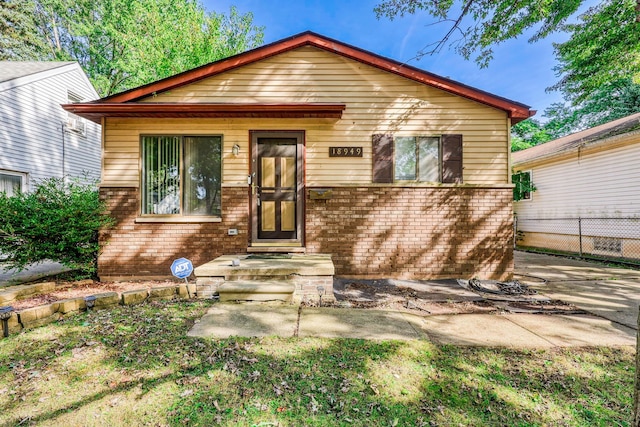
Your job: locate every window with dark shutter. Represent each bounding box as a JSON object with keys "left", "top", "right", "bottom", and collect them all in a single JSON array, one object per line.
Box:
[
  {"left": 372, "top": 134, "right": 393, "bottom": 183},
  {"left": 442, "top": 134, "right": 463, "bottom": 183}
]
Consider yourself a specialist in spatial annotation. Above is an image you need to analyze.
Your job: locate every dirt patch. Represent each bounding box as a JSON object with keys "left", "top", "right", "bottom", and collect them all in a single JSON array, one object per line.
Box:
[
  {"left": 8, "top": 280, "right": 183, "bottom": 310},
  {"left": 326, "top": 279, "right": 498, "bottom": 315}
]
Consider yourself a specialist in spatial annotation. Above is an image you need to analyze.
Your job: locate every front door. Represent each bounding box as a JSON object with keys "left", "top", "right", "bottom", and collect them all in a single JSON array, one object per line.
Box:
[{"left": 251, "top": 131, "right": 304, "bottom": 245}]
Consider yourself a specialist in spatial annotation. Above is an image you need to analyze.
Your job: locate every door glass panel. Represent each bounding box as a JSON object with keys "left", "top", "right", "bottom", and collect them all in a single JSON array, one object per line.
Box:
[
  {"left": 261, "top": 157, "right": 275, "bottom": 188},
  {"left": 418, "top": 137, "right": 440, "bottom": 182},
  {"left": 281, "top": 157, "right": 296, "bottom": 188},
  {"left": 261, "top": 201, "right": 276, "bottom": 231},
  {"left": 281, "top": 201, "right": 295, "bottom": 231}
]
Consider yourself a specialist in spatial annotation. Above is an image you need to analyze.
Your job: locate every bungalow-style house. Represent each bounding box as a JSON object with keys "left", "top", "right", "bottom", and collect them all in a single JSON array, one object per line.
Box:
[
  {"left": 0, "top": 61, "right": 101, "bottom": 194},
  {"left": 513, "top": 112, "right": 640, "bottom": 261},
  {"left": 63, "top": 31, "right": 534, "bottom": 284}
]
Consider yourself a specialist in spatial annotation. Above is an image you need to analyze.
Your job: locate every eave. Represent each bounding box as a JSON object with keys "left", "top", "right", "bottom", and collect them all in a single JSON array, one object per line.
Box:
[{"left": 61, "top": 102, "right": 347, "bottom": 124}]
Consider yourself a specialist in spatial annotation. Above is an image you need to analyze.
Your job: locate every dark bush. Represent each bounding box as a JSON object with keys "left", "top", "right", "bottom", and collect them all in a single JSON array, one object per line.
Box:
[{"left": 0, "top": 177, "right": 113, "bottom": 276}]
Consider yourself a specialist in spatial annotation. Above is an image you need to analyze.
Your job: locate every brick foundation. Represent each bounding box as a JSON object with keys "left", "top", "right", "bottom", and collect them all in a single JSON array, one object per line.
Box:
[
  {"left": 99, "top": 186, "right": 513, "bottom": 280},
  {"left": 305, "top": 186, "right": 513, "bottom": 280},
  {"left": 98, "top": 186, "right": 248, "bottom": 279}
]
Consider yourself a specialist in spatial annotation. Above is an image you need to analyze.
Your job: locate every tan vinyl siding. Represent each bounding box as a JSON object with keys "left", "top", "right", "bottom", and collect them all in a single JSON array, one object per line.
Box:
[
  {"left": 103, "top": 46, "right": 509, "bottom": 187},
  {"left": 513, "top": 136, "right": 640, "bottom": 218}
]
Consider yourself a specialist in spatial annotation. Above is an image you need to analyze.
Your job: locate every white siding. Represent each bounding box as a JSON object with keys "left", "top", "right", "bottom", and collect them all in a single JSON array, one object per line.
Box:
[
  {"left": 514, "top": 136, "right": 640, "bottom": 218},
  {"left": 0, "top": 64, "right": 101, "bottom": 189}
]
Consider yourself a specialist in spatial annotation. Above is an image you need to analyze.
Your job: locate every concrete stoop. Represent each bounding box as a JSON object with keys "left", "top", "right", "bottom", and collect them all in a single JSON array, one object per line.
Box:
[{"left": 194, "top": 254, "right": 335, "bottom": 303}]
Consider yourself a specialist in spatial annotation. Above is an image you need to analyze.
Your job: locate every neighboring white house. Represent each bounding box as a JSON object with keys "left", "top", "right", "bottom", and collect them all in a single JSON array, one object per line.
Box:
[
  {"left": 512, "top": 112, "right": 640, "bottom": 261},
  {"left": 0, "top": 62, "right": 101, "bottom": 195}
]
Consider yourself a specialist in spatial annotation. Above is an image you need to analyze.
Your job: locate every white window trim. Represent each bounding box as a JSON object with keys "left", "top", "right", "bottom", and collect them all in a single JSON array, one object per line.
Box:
[
  {"left": 66, "top": 91, "right": 87, "bottom": 135},
  {"left": 0, "top": 170, "right": 28, "bottom": 194}
]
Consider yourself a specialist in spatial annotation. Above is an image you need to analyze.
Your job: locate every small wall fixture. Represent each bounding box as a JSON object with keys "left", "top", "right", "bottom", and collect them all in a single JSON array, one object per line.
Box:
[{"left": 232, "top": 144, "right": 240, "bottom": 156}]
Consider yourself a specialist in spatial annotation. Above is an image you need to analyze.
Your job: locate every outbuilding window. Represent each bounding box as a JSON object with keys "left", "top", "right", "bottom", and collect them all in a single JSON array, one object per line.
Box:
[
  {"left": 141, "top": 135, "right": 222, "bottom": 216},
  {"left": 372, "top": 134, "right": 462, "bottom": 183},
  {"left": 512, "top": 171, "right": 533, "bottom": 201}
]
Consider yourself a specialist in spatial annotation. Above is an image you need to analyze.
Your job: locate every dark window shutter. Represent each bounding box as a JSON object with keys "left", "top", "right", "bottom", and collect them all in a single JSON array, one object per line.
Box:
[
  {"left": 372, "top": 134, "right": 393, "bottom": 183},
  {"left": 442, "top": 134, "right": 463, "bottom": 183}
]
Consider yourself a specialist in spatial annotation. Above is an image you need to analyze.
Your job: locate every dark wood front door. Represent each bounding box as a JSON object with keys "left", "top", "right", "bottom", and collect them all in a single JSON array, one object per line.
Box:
[{"left": 251, "top": 131, "right": 304, "bottom": 244}]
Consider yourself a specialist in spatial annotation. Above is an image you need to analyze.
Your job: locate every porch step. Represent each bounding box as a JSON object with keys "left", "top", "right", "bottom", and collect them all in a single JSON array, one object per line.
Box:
[{"left": 217, "top": 280, "right": 295, "bottom": 302}]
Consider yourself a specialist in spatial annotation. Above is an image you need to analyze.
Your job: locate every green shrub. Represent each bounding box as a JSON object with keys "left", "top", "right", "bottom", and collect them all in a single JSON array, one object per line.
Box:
[{"left": 0, "top": 177, "right": 113, "bottom": 276}]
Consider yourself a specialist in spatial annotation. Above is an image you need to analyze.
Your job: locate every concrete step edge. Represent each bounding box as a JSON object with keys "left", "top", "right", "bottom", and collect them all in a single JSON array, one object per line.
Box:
[{"left": 218, "top": 280, "right": 295, "bottom": 294}]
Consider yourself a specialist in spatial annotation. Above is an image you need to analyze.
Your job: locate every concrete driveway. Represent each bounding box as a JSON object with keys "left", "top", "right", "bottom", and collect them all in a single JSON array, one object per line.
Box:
[
  {"left": 514, "top": 251, "right": 640, "bottom": 330},
  {"left": 0, "top": 261, "right": 70, "bottom": 288}
]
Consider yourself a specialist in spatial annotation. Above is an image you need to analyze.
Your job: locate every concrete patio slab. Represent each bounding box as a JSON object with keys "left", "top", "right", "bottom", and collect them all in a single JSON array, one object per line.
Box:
[
  {"left": 298, "top": 307, "right": 426, "bottom": 340},
  {"left": 506, "top": 314, "right": 635, "bottom": 347},
  {"left": 187, "top": 302, "right": 299, "bottom": 338},
  {"left": 515, "top": 251, "right": 640, "bottom": 282},
  {"left": 515, "top": 251, "right": 640, "bottom": 329},
  {"left": 418, "top": 314, "right": 555, "bottom": 348}
]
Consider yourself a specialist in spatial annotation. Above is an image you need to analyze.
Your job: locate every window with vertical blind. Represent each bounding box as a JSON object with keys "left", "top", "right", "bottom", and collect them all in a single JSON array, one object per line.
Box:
[{"left": 141, "top": 135, "right": 222, "bottom": 216}]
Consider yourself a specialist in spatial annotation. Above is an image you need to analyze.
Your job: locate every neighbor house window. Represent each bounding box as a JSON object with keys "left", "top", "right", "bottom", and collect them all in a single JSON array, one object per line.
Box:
[
  {"left": 372, "top": 134, "right": 462, "bottom": 184},
  {"left": 66, "top": 91, "right": 86, "bottom": 134},
  {"left": 0, "top": 171, "right": 26, "bottom": 197},
  {"left": 141, "top": 135, "right": 222, "bottom": 216},
  {"left": 513, "top": 171, "right": 533, "bottom": 201}
]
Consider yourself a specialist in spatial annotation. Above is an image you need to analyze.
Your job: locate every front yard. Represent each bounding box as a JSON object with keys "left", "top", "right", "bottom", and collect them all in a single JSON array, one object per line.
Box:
[{"left": 0, "top": 300, "right": 634, "bottom": 426}]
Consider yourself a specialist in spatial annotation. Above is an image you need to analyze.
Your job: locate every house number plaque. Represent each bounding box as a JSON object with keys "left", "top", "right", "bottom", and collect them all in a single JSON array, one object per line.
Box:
[{"left": 329, "top": 147, "right": 363, "bottom": 157}]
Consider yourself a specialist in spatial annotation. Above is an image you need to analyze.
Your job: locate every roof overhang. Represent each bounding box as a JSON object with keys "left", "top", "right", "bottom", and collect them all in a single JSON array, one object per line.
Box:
[{"left": 62, "top": 102, "right": 347, "bottom": 124}]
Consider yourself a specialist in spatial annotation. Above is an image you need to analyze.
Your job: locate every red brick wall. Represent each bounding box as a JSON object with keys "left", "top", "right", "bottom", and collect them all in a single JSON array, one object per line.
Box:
[
  {"left": 99, "top": 186, "right": 513, "bottom": 280},
  {"left": 305, "top": 186, "right": 514, "bottom": 280},
  {"left": 98, "top": 187, "right": 248, "bottom": 279}
]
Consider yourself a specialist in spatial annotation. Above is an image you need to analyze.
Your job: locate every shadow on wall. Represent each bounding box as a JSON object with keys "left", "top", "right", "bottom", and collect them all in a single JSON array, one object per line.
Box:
[{"left": 306, "top": 186, "right": 513, "bottom": 280}]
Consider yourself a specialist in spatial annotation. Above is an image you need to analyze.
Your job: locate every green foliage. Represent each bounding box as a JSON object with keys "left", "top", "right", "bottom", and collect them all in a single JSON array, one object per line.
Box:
[
  {"left": 20, "top": 0, "right": 264, "bottom": 96},
  {"left": 0, "top": 177, "right": 113, "bottom": 275},
  {"left": 545, "top": 79, "right": 640, "bottom": 135},
  {"left": 550, "top": 0, "right": 640, "bottom": 103},
  {"left": 511, "top": 119, "right": 555, "bottom": 151},
  {"left": 374, "top": 0, "right": 583, "bottom": 67},
  {"left": 512, "top": 171, "right": 536, "bottom": 201},
  {"left": 0, "top": 0, "right": 48, "bottom": 59}
]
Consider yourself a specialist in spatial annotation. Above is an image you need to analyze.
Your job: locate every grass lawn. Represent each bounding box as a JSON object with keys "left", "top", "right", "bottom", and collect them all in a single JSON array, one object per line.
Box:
[{"left": 0, "top": 300, "right": 634, "bottom": 426}]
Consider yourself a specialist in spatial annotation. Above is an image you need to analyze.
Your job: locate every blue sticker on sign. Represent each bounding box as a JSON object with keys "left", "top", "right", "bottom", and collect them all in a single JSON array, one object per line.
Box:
[{"left": 170, "top": 258, "right": 193, "bottom": 279}]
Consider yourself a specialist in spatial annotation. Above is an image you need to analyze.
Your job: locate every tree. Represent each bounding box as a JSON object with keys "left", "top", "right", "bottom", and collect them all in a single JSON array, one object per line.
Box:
[
  {"left": 0, "top": 0, "right": 48, "bottom": 60},
  {"left": 30, "top": 0, "right": 264, "bottom": 96},
  {"left": 0, "top": 177, "right": 113, "bottom": 276},
  {"left": 374, "top": 0, "right": 585, "bottom": 67},
  {"left": 511, "top": 119, "right": 555, "bottom": 152},
  {"left": 374, "top": 0, "right": 640, "bottom": 110},
  {"left": 550, "top": 0, "right": 640, "bottom": 103}
]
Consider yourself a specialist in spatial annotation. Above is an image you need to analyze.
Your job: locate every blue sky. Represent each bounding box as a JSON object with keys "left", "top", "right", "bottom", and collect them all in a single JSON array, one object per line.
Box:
[{"left": 203, "top": 1, "right": 595, "bottom": 120}]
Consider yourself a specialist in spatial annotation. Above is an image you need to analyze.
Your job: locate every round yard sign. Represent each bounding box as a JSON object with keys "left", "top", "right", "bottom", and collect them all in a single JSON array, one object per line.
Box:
[{"left": 171, "top": 258, "right": 193, "bottom": 279}]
